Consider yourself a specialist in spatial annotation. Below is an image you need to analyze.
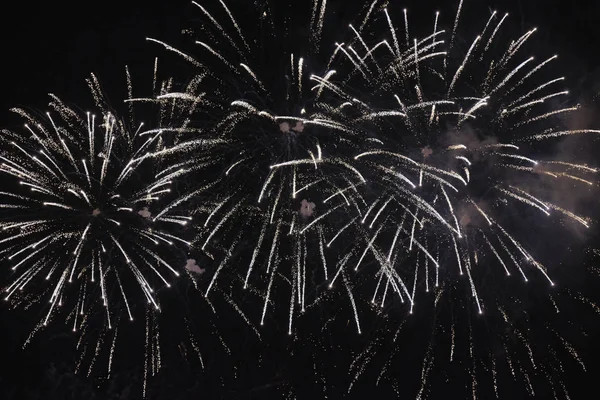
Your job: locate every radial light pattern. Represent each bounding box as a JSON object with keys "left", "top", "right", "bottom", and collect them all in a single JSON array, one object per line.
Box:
[
  {"left": 149, "top": 0, "right": 374, "bottom": 330},
  {"left": 312, "top": 0, "right": 598, "bottom": 323},
  {"left": 0, "top": 68, "right": 193, "bottom": 329},
  {"left": 314, "top": 1, "right": 598, "bottom": 397}
]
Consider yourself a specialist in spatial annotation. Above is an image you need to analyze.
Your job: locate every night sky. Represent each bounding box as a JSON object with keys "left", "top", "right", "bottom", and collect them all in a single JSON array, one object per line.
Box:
[{"left": 1, "top": 1, "right": 600, "bottom": 399}]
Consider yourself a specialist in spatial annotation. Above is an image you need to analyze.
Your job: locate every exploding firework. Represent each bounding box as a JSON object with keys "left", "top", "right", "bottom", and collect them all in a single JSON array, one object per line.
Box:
[
  {"left": 148, "top": 0, "right": 374, "bottom": 331},
  {"left": 330, "top": 0, "right": 598, "bottom": 321},
  {"left": 1, "top": 1, "right": 598, "bottom": 398},
  {"left": 0, "top": 65, "right": 254, "bottom": 394},
  {"left": 308, "top": 1, "right": 599, "bottom": 397},
  {"left": 0, "top": 67, "right": 193, "bottom": 324}
]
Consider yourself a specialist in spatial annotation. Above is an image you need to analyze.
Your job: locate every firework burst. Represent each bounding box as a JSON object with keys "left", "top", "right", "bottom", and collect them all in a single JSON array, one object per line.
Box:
[
  {"left": 148, "top": 0, "right": 376, "bottom": 331},
  {"left": 0, "top": 65, "right": 233, "bottom": 393},
  {"left": 0, "top": 68, "right": 195, "bottom": 322},
  {"left": 308, "top": 1, "right": 599, "bottom": 397},
  {"left": 313, "top": 0, "right": 598, "bottom": 317}
]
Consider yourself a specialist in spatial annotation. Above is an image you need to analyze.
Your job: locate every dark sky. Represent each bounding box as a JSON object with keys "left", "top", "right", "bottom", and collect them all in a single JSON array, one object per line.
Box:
[
  {"left": 1, "top": 0, "right": 599, "bottom": 115},
  {"left": 0, "top": 1, "right": 189, "bottom": 119},
  {"left": 1, "top": 1, "right": 600, "bottom": 399},
  {"left": 1, "top": 0, "right": 599, "bottom": 110}
]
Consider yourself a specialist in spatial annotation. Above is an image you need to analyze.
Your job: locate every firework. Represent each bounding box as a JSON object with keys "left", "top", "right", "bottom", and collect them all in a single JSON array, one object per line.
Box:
[
  {"left": 330, "top": 0, "right": 598, "bottom": 320},
  {"left": 148, "top": 0, "right": 373, "bottom": 331},
  {"left": 311, "top": 1, "right": 599, "bottom": 397},
  {"left": 0, "top": 63, "right": 269, "bottom": 397},
  {"left": 1, "top": 1, "right": 597, "bottom": 398},
  {"left": 0, "top": 67, "right": 195, "bottom": 323},
  {"left": 0, "top": 65, "right": 192, "bottom": 391}
]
